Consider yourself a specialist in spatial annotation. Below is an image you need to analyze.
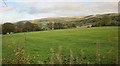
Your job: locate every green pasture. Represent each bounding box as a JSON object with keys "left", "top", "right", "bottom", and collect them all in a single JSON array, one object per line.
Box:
[{"left": 2, "top": 27, "right": 118, "bottom": 64}]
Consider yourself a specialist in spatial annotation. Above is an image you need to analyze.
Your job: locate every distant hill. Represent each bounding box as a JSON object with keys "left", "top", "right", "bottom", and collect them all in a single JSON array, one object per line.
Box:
[
  {"left": 5, "top": 13, "right": 119, "bottom": 26},
  {"left": 77, "top": 13, "right": 119, "bottom": 26},
  {"left": 31, "top": 13, "right": 118, "bottom": 24},
  {"left": 31, "top": 16, "right": 84, "bottom": 24},
  {"left": 75, "top": 13, "right": 119, "bottom": 23}
]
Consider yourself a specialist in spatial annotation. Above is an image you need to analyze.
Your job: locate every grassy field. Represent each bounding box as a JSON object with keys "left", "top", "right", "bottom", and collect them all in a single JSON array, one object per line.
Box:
[{"left": 2, "top": 26, "right": 118, "bottom": 64}]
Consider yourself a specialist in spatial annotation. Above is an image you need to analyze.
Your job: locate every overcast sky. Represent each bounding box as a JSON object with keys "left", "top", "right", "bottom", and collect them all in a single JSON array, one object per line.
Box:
[{"left": 0, "top": 0, "right": 119, "bottom": 23}]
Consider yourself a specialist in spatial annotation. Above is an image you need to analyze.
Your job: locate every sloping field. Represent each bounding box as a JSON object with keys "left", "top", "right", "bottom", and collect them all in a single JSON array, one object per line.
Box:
[{"left": 2, "top": 27, "right": 118, "bottom": 64}]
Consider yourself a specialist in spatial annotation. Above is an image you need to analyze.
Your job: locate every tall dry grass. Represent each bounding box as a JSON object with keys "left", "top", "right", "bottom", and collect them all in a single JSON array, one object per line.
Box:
[{"left": 2, "top": 43, "right": 118, "bottom": 64}]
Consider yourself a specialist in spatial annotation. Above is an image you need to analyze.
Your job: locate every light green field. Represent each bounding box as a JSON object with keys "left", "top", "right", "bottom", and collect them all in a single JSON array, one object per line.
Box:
[{"left": 2, "top": 27, "right": 118, "bottom": 64}]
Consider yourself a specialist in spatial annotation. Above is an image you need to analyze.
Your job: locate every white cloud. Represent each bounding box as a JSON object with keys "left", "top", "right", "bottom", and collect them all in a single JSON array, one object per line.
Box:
[{"left": 0, "top": 6, "right": 14, "bottom": 11}]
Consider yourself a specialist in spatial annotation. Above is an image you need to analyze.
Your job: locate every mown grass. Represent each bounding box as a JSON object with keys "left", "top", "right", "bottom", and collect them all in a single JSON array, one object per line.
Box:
[{"left": 2, "top": 26, "right": 118, "bottom": 64}]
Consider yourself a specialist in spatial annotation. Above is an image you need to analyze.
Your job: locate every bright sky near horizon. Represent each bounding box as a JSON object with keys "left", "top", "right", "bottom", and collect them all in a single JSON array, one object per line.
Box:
[{"left": 0, "top": 0, "right": 119, "bottom": 23}]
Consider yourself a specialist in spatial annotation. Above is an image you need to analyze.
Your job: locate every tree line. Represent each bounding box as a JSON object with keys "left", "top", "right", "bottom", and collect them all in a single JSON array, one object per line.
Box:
[
  {"left": 1, "top": 21, "right": 77, "bottom": 34},
  {"left": 2, "top": 21, "right": 39, "bottom": 34}
]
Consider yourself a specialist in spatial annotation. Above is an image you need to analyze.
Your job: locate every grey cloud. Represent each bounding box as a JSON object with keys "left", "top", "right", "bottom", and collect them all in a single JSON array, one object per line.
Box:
[
  {"left": 25, "top": 2, "right": 84, "bottom": 14},
  {"left": 20, "top": 2, "right": 118, "bottom": 16}
]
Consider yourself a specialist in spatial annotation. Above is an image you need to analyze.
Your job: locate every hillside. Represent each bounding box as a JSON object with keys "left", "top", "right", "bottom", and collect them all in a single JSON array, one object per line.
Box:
[
  {"left": 31, "top": 13, "right": 119, "bottom": 25},
  {"left": 74, "top": 13, "right": 119, "bottom": 24},
  {"left": 31, "top": 16, "right": 84, "bottom": 24},
  {"left": 6, "top": 13, "right": 118, "bottom": 26}
]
